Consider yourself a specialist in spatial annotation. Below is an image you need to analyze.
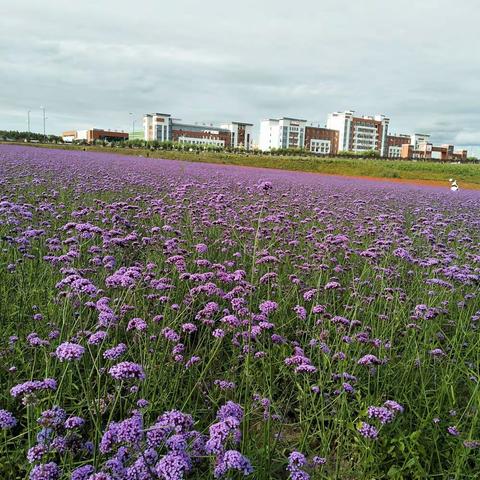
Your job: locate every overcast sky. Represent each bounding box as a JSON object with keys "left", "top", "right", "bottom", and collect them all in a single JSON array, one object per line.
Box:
[{"left": 1, "top": 0, "right": 479, "bottom": 154}]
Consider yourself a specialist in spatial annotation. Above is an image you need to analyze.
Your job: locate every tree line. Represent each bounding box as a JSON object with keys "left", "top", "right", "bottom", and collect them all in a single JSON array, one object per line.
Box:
[{"left": 0, "top": 130, "right": 63, "bottom": 143}]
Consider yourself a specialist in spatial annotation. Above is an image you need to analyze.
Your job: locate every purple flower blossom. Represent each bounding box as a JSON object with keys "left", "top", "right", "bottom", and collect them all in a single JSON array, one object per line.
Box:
[
  {"left": 287, "top": 451, "right": 310, "bottom": 480},
  {"left": 127, "top": 317, "right": 148, "bottom": 332},
  {"left": 0, "top": 409, "right": 17, "bottom": 429},
  {"left": 55, "top": 342, "right": 85, "bottom": 361},
  {"left": 463, "top": 440, "right": 480, "bottom": 448},
  {"left": 214, "top": 380, "right": 236, "bottom": 390},
  {"left": 367, "top": 406, "right": 395, "bottom": 424},
  {"left": 293, "top": 305, "right": 307, "bottom": 320},
  {"left": 447, "top": 426, "right": 460, "bottom": 436},
  {"left": 162, "top": 328, "right": 181, "bottom": 342},
  {"left": 100, "top": 411, "right": 143, "bottom": 454},
  {"left": 37, "top": 406, "right": 66, "bottom": 428},
  {"left": 155, "top": 451, "right": 192, "bottom": 480},
  {"left": 312, "top": 456, "right": 327, "bottom": 466},
  {"left": 71, "top": 465, "right": 95, "bottom": 480},
  {"left": 206, "top": 416, "right": 242, "bottom": 455},
  {"left": 195, "top": 243, "right": 208, "bottom": 253},
  {"left": 259, "top": 300, "right": 278, "bottom": 315},
  {"left": 64, "top": 416, "right": 85, "bottom": 429},
  {"left": 217, "top": 401, "right": 244, "bottom": 422},
  {"left": 28, "top": 444, "right": 48, "bottom": 463},
  {"left": 384, "top": 400, "right": 404, "bottom": 413},
  {"left": 88, "top": 331, "right": 107, "bottom": 345},
  {"left": 357, "top": 354, "right": 381, "bottom": 366},
  {"left": 357, "top": 422, "right": 378, "bottom": 439},
  {"left": 103, "top": 343, "right": 127, "bottom": 360},
  {"left": 10, "top": 378, "right": 57, "bottom": 398},
  {"left": 29, "top": 462, "right": 60, "bottom": 480},
  {"left": 108, "top": 361, "right": 145, "bottom": 381},
  {"left": 214, "top": 450, "right": 253, "bottom": 478}
]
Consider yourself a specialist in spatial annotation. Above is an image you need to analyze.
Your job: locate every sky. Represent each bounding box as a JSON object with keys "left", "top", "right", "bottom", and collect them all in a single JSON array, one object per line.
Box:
[{"left": 1, "top": 0, "right": 479, "bottom": 155}]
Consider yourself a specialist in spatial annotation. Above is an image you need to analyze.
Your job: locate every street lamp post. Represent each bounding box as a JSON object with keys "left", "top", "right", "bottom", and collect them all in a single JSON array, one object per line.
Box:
[
  {"left": 40, "top": 106, "right": 46, "bottom": 141},
  {"left": 129, "top": 112, "right": 135, "bottom": 140},
  {"left": 27, "top": 110, "right": 31, "bottom": 135}
]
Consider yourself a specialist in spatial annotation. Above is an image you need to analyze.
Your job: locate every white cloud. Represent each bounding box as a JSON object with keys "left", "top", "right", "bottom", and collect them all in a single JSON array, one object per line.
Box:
[{"left": 454, "top": 131, "right": 480, "bottom": 146}]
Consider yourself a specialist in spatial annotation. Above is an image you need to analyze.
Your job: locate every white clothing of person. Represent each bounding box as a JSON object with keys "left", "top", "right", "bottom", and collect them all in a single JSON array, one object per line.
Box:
[{"left": 449, "top": 179, "right": 459, "bottom": 191}]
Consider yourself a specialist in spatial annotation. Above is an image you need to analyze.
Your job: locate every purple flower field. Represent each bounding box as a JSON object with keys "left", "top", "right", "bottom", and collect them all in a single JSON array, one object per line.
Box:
[{"left": 0, "top": 144, "right": 479, "bottom": 479}]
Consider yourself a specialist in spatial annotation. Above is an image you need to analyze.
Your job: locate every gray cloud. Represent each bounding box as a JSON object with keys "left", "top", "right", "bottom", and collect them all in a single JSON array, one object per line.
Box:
[{"left": 1, "top": 0, "right": 479, "bottom": 155}]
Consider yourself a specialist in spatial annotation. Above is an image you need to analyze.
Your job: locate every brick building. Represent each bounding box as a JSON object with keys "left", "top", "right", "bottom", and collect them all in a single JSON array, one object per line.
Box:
[
  {"left": 327, "top": 110, "right": 390, "bottom": 156},
  {"left": 144, "top": 113, "right": 253, "bottom": 149},
  {"left": 401, "top": 142, "right": 468, "bottom": 161},
  {"left": 62, "top": 129, "right": 128, "bottom": 143},
  {"left": 304, "top": 126, "right": 339, "bottom": 154},
  {"left": 386, "top": 134, "right": 412, "bottom": 157}
]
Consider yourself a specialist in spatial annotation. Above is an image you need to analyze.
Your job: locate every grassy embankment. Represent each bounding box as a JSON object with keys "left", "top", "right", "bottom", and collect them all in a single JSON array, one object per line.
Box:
[{"left": 5, "top": 142, "right": 480, "bottom": 188}]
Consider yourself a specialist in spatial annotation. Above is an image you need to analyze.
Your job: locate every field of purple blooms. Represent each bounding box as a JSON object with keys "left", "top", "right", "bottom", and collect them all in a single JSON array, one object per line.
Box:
[{"left": 0, "top": 144, "right": 479, "bottom": 479}]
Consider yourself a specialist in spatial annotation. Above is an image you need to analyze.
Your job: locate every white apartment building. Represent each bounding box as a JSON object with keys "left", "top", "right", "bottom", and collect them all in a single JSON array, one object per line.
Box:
[
  {"left": 220, "top": 122, "right": 254, "bottom": 149},
  {"left": 259, "top": 117, "right": 307, "bottom": 151},
  {"left": 410, "top": 133, "right": 430, "bottom": 149},
  {"left": 327, "top": 110, "right": 390, "bottom": 156}
]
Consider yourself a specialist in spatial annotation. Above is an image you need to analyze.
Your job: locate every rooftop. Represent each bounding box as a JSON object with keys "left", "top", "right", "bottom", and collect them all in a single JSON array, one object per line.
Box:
[
  {"left": 145, "top": 113, "right": 172, "bottom": 117},
  {"left": 172, "top": 122, "right": 230, "bottom": 133}
]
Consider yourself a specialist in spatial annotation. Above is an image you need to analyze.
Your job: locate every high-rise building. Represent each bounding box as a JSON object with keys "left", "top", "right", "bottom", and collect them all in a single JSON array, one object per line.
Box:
[{"left": 327, "top": 110, "right": 390, "bottom": 156}]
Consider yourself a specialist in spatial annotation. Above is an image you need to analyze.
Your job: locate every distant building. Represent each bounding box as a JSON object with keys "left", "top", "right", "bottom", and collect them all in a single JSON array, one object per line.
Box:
[
  {"left": 386, "top": 134, "right": 411, "bottom": 158},
  {"left": 220, "top": 122, "right": 254, "bottom": 149},
  {"left": 62, "top": 131, "right": 78, "bottom": 143},
  {"left": 401, "top": 142, "right": 467, "bottom": 161},
  {"left": 327, "top": 110, "right": 390, "bottom": 156},
  {"left": 410, "top": 133, "right": 430, "bottom": 150},
  {"left": 259, "top": 117, "right": 339, "bottom": 154},
  {"left": 385, "top": 133, "right": 467, "bottom": 160},
  {"left": 259, "top": 117, "right": 306, "bottom": 151},
  {"left": 62, "top": 129, "right": 128, "bottom": 143},
  {"left": 304, "top": 125, "right": 339, "bottom": 155},
  {"left": 144, "top": 113, "right": 253, "bottom": 148}
]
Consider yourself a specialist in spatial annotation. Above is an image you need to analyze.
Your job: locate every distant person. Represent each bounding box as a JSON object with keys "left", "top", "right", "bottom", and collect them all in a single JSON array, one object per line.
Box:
[{"left": 449, "top": 178, "right": 459, "bottom": 191}]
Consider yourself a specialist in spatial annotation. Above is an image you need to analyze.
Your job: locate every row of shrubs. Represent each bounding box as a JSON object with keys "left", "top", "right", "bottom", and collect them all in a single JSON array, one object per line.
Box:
[{"left": 77, "top": 140, "right": 480, "bottom": 163}]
